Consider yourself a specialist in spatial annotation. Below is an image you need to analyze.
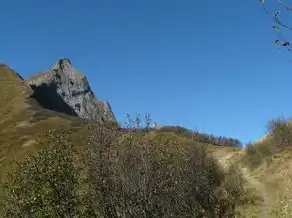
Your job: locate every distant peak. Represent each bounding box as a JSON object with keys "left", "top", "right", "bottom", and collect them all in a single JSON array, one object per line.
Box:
[
  {"left": 52, "top": 58, "right": 73, "bottom": 71},
  {"left": 59, "top": 58, "right": 71, "bottom": 65}
]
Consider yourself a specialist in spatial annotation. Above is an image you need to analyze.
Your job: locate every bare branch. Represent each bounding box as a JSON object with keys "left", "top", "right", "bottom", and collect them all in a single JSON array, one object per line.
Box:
[
  {"left": 273, "top": 16, "right": 292, "bottom": 30},
  {"left": 279, "top": 0, "right": 292, "bottom": 11}
]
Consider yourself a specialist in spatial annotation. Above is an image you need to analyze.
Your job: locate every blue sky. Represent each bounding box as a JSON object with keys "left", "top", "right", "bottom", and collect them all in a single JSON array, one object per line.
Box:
[{"left": 1, "top": 0, "right": 292, "bottom": 144}]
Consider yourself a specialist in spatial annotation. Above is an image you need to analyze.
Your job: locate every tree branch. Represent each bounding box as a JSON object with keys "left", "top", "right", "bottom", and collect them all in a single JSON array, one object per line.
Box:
[{"left": 279, "top": 0, "right": 292, "bottom": 11}]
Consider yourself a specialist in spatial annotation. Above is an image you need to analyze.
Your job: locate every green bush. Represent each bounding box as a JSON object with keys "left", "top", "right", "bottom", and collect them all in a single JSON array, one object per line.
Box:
[
  {"left": 1, "top": 130, "right": 83, "bottom": 217},
  {"left": 84, "top": 124, "right": 246, "bottom": 217}
]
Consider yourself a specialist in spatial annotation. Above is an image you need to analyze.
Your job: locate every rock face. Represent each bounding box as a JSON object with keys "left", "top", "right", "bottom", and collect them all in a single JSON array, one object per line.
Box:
[{"left": 26, "top": 58, "right": 117, "bottom": 124}]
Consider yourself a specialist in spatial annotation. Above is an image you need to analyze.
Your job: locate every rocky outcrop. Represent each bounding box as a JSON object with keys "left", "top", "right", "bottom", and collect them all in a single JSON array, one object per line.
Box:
[{"left": 26, "top": 58, "right": 117, "bottom": 124}]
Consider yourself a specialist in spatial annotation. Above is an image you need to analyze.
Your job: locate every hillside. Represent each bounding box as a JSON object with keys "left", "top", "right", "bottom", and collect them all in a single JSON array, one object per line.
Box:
[
  {"left": 0, "top": 62, "right": 246, "bottom": 217},
  {"left": 1, "top": 62, "right": 292, "bottom": 217},
  {"left": 247, "top": 148, "right": 292, "bottom": 216},
  {"left": 0, "top": 63, "right": 90, "bottom": 184},
  {"left": 210, "top": 137, "right": 292, "bottom": 217}
]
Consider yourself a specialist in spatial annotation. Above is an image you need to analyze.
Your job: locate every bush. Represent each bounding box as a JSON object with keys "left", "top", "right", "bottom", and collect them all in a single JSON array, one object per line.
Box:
[
  {"left": 2, "top": 130, "right": 83, "bottom": 217},
  {"left": 267, "top": 117, "right": 292, "bottom": 147},
  {"left": 214, "top": 164, "right": 248, "bottom": 217},
  {"left": 123, "top": 113, "right": 243, "bottom": 148},
  {"left": 244, "top": 140, "right": 278, "bottom": 169},
  {"left": 2, "top": 116, "right": 247, "bottom": 217},
  {"left": 84, "top": 124, "right": 246, "bottom": 217},
  {"left": 244, "top": 117, "right": 292, "bottom": 169},
  {"left": 156, "top": 126, "right": 193, "bottom": 137}
]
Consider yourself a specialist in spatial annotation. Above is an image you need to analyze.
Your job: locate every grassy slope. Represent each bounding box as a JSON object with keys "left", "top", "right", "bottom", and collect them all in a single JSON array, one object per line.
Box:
[
  {"left": 0, "top": 64, "right": 89, "bottom": 184},
  {"left": 209, "top": 139, "right": 292, "bottom": 218},
  {"left": 247, "top": 148, "right": 292, "bottom": 217}
]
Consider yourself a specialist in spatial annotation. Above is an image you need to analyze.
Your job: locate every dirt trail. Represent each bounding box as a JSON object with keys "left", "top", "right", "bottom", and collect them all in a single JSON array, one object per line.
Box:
[
  {"left": 214, "top": 149, "right": 274, "bottom": 218},
  {"left": 240, "top": 167, "right": 273, "bottom": 217},
  {"left": 216, "top": 151, "right": 236, "bottom": 169}
]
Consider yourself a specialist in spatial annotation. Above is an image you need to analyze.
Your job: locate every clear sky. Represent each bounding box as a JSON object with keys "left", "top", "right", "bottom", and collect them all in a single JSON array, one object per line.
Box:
[{"left": 1, "top": 0, "right": 292, "bottom": 144}]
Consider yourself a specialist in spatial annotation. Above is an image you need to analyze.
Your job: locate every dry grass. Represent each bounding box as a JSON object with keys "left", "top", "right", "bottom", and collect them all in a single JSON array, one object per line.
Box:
[
  {"left": 0, "top": 63, "right": 89, "bottom": 192},
  {"left": 252, "top": 148, "right": 292, "bottom": 217},
  {"left": 213, "top": 121, "right": 292, "bottom": 218},
  {"left": 210, "top": 143, "right": 292, "bottom": 217}
]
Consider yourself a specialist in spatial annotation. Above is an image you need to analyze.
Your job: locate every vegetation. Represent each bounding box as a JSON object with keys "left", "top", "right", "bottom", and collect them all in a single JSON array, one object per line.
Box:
[
  {"left": 155, "top": 126, "right": 242, "bottom": 147},
  {"left": 240, "top": 116, "right": 292, "bottom": 217},
  {"left": 1, "top": 119, "right": 248, "bottom": 217},
  {"left": 3, "top": 63, "right": 292, "bottom": 217},
  {"left": 244, "top": 117, "right": 292, "bottom": 169},
  {"left": 1, "top": 130, "right": 83, "bottom": 217},
  {"left": 0, "top": 64, "right": 88, "bottom": 187}
]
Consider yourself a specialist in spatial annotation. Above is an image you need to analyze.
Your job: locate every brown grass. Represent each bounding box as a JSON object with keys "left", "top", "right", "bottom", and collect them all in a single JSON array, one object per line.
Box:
[{"left": 0, "top": 63, "right": 88, "bottom": 190}]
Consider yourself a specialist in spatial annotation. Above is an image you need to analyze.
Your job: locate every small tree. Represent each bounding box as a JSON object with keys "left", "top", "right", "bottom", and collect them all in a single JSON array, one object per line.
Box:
[
  {"left": 2, "top": 130, "right": 82, "bottom": 217},
  {"left": 123, "top": 112, "right": 153, "bottom": 131}
]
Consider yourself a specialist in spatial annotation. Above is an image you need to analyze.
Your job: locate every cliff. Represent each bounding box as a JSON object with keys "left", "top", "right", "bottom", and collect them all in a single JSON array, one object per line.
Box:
[{"left": 26, "top": 58, "right": 117, "bottom": 124}]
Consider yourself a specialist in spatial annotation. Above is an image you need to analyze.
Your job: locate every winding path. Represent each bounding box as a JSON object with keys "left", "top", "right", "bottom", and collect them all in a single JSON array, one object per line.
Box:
[{"left": 214, "top": 149, "right": 274, "bottom": 218}]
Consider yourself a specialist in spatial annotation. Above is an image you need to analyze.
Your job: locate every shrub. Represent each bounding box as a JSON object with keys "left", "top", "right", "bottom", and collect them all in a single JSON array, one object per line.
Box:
[
  {"left": 155, "top": 126, "right": 242, "bottom": 148},
  {"left": 2, "top": 115, "right": 247, "bottom": 217},
  {"left": 214, "top": 164, "right": 248, "bottom": 217},
  {"left": 84, "top": 123, "right": 246, "bottom": 217},
  {"left": 267, "top": 117, "right": 292, "bottom": 147},
  {"left": 123, "top": 113, "right": 243, "bottom": 148},
  {"left": 2, "top": 130, "right": 83, "bottom": 217},
  {"left": 157, "top": 126, "right": 194, "bottom": 139},
  {"left": 244, "top": 117, "right": 292, "bottom": 169}
]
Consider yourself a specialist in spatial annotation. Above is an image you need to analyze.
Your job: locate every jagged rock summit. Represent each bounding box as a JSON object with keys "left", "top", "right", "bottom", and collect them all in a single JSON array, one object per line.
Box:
[{"left": 26, "top": 58, "right": 117, "bottom": 124}]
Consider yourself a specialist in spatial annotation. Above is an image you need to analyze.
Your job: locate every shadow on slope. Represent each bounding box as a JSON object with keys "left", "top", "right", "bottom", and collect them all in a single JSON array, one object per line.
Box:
[{"left": 30, "top": 83, "right": 78, "bottom": 117}]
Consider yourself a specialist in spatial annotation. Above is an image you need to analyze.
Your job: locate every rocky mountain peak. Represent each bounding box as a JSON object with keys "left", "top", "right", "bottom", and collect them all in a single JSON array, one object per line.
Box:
[
  {"left": 52, "top": 58, "right": 84, "bottom": 80},
  {"left": 26, "top": 58, "right": 117, "bottom": 124},
  {"left": 53, "top": 58, "right": 72, "bottom": 69}
]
